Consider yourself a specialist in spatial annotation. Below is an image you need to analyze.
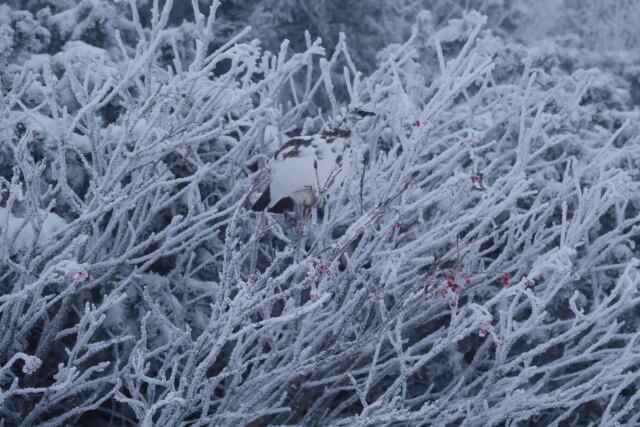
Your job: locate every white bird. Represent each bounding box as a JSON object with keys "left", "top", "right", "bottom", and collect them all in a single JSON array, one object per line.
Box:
[{"left": 251, "top": 107, "right": 375, "bottom": 213}]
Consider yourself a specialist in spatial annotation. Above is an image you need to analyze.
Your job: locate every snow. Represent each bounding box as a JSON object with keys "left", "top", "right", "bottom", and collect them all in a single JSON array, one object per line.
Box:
[{"left": 0, "top": 207, "right": 67, "bottom": 254}]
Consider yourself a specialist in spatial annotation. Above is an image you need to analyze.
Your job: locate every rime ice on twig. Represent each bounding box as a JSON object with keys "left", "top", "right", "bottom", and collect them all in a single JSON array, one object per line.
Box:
[{"left": 1, "top": 1, "right": 640, "bottom": 426}]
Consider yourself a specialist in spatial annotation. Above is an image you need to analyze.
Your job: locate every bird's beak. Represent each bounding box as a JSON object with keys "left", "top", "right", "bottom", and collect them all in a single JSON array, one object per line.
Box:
[{"left": 359, "top": 110, "right": 375, "bottom": 117}]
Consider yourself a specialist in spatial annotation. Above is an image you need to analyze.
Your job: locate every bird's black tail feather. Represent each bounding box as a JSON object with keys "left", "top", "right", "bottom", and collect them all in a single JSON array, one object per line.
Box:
[
  {"left": 268, "top": 197, "right": 294, "bottom": 213},
  {"left": 251, "top": 188, "right": 271, "bottom": 211}
]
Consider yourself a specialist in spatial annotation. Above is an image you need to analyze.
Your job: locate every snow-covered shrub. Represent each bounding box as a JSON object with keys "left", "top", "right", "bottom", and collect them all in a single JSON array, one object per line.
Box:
[
  {"left": 563, "top": 0, "right": 640, "bottom": 52},
  {"left": 1, "top": 1, "right": 640, "bottom": 426},
  {"left": 0, "top": 5, "right": 51, "bottom": 86}
]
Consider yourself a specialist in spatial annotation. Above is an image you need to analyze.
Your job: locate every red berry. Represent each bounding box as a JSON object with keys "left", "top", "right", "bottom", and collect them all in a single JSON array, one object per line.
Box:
[
  {"left": 502, "top": 272, "right": 510, "bottom": 286},
  {"left": 413, "top": 120, "right": 421, "bottom": 126}
]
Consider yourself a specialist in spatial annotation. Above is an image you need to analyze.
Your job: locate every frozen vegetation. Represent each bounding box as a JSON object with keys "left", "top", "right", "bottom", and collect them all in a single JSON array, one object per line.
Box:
[{"left": 1, "top": 0, "right": 640, "bottom": 425}]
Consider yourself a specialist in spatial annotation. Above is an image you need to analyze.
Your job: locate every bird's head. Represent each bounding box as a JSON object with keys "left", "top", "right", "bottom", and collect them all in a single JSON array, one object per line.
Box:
[{"left": 345, "top": 106, "right": 375, "bottom": 124}]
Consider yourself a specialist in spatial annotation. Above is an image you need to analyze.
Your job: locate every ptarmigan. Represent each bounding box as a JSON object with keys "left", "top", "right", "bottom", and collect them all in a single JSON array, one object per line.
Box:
[{"left": 251, "top": 107, "right": 374, "bottom": 213}]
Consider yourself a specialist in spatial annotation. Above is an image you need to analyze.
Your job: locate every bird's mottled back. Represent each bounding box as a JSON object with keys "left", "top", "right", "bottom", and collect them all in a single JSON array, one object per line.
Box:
[{"left": 252, "top": 107, "right": 374, "bottom": 213}]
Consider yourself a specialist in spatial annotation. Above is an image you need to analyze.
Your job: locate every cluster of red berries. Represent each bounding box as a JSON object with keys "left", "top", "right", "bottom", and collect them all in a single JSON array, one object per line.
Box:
[
  {"left": 430, "top": 270, "right": 513, "bottom": 300},
  {"left": 470, "top": 172, "right": 484, "bottom": 186},
  {"left": 443, "top": 273, "right": 461, "bottom": 293},
  {"left": 430, "top": 272, "right": 468, "bottom": 299}
]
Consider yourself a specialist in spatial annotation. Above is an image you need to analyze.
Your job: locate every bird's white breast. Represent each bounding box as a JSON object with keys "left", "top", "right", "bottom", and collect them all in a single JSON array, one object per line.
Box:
[{"left": 268, "top": 134, "right": 350, "bottom": 205}]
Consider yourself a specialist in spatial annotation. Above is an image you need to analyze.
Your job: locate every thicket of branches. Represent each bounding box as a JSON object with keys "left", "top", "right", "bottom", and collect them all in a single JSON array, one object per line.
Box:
[{"left": 1, "top": 1, "right": 640, "bottom": 425}]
